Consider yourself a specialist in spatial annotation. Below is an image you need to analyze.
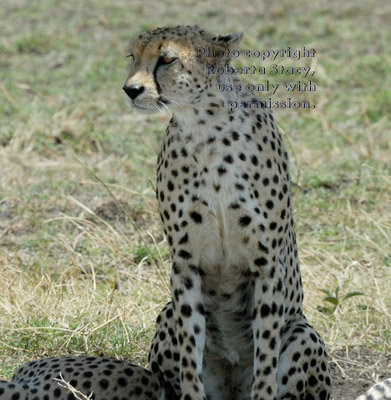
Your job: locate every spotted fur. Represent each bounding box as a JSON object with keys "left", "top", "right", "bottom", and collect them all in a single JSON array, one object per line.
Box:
[
  {"left": 123, "top": 25, "right": 332, "bottom": 400},
  {"left": 1, "top": 356, "right": 390, "bottom": 400},
  {"left": 0, "top": 356, "right": 163, "bottom": 400},
  {"left": 356, "top": 379, "right": 391, "bottom": 400}
]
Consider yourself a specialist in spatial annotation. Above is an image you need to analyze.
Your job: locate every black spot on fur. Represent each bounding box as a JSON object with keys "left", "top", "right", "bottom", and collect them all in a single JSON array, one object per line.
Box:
[
  {"left": 190, "top": 211, "right": 202, "bottom": 224},
  {"left": 239, "top": 216, "right": 252, "bottom": 226}
]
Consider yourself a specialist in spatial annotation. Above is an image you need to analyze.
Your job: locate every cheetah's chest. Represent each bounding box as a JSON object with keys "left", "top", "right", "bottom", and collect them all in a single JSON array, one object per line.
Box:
[{"left": 157, "top": 124, "right": 265, "bottom": 264}]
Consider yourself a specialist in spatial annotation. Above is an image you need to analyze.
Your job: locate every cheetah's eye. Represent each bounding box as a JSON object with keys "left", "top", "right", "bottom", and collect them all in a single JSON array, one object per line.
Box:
[{"left": 157, "top": 55, "right": 178, "bottom": 67}]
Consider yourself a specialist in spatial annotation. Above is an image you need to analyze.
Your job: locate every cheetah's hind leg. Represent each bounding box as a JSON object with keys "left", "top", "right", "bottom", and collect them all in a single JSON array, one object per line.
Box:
[
  {"left": 149, "top": 304, "right": 332, "bottom": 400},
  {"left": 277, "top": 317, "right": 332, "bottom": 400}
]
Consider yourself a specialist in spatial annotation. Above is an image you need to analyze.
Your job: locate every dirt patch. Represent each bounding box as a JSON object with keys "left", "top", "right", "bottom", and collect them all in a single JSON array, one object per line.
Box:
[
  {"left": 330, "top": 348, "right": 391, "bottom": 399},
  {"left": 94, "top": 200, "right": 143, "bottom": 223}
]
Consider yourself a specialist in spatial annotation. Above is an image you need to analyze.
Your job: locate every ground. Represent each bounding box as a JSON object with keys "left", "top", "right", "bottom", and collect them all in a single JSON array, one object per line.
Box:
[
  {"left": 330, "top": 349, "right": 391, "bottom": 399},
  {"left": 0, "top": 0, "right": 390, "bottom": 399}
]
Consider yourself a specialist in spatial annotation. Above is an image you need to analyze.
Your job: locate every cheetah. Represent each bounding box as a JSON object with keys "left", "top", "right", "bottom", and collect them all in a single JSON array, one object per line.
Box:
[
  {"left": 123, "top": 25, "right": 331, "bottom": 400},
  {"left": 356, "top": 379, "right": 391, "bottom": 400},
  {"left": 1, "top": 358, "right": 390, "bottom": 400},
  {"left": 0, "top": 356, "right": 163, "bottom": 400}
]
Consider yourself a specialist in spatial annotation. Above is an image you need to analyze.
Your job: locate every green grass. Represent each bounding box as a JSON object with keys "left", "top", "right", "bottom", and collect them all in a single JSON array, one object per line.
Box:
[{"left": 1, "top": 0, "right": 390, "bottom": 381}]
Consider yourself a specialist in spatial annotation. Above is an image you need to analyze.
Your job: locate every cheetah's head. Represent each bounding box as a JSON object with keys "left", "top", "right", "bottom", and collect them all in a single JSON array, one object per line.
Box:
[{"left": 123, "top": 25, "right": 243, "bottom": 114}]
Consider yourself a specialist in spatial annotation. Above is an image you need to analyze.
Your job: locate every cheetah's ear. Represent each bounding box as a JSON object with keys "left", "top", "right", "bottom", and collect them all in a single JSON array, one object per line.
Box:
[{"left": 212, "top": 32, "right": 244, "bottom": 49}]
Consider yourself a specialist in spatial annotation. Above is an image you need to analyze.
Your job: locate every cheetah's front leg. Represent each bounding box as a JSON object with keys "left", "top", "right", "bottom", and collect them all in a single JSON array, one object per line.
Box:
[
  {"left": 251, "top": 259, "right": 285, "bottom": 400},
  {"left": 170, "top": 254, "right": 206, "bottom": 400}
]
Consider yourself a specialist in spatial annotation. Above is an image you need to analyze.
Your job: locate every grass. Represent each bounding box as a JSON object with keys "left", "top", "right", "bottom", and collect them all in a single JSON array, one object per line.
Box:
[{"left": 1, "top": 0, "right": 391, "bottom": 383}]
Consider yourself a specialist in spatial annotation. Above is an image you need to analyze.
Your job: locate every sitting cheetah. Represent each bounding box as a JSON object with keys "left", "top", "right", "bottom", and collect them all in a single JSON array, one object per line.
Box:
[
  {"left": 123, "top": 25, "right": 331, "bottom": 400},
  {"left": 0, "top": 356, "right": 163, "bottom": 400}
]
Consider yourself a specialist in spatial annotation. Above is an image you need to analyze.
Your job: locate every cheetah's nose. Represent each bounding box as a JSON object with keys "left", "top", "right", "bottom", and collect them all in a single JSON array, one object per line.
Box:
[{"left": 123, "top": 85, "right": 145, "bottom": 100}]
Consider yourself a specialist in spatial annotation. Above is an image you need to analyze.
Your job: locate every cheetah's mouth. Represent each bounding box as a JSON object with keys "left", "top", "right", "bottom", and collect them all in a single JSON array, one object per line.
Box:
[
  {"left": 132, "top": 99, "right": 171, "bottom": 115},
  {"left": 124, "top": 94, "right": 160, "bottom": 114},
  {"left": 134, "top": 103, "right": 157, "bottom": 113}
]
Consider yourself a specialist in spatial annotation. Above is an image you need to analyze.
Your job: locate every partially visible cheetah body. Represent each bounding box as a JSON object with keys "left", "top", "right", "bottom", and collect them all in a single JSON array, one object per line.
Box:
[
  {"left": 123, "top": 25, "right": 331, "bottom": 400},
  {"left": 0, "top": 357, "right": 390, "bottom": 400},
  {"left": 356, "top": 379, "right": 391, "bottom": 400},
  {"left": 0, "top": 356, "right": 163, "bottom": 400}
]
